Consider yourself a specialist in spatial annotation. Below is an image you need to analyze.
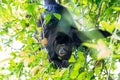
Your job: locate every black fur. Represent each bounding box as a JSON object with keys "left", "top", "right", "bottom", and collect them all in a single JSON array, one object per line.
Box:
[{"left": 37, "top": 0, "right": 111, "bottom": 68}]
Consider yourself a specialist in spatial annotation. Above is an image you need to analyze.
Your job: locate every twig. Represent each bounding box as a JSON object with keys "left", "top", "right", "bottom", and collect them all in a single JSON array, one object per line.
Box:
[{"left": 95, "top": 1, "right": 103, "bottom": 28}]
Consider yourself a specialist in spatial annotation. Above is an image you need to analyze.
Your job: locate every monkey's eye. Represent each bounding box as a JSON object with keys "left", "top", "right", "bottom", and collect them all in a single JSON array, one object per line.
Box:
[{"left": 58, "top": 44, "right": 68, "bottom": 51}]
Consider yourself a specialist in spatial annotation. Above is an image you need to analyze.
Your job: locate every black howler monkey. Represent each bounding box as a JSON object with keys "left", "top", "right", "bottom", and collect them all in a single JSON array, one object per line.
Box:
[{"left": 37, "top": 0, "right": 111, "bottom": 68}]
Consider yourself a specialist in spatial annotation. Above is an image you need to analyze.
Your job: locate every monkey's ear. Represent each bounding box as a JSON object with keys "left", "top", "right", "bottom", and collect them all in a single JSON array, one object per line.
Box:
[{"left": 41, "top": 38, "right": 48, "bottom": 46}]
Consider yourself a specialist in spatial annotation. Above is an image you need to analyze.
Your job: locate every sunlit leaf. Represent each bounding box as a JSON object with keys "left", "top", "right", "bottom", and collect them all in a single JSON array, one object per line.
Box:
[
  {"left": 26, "top": 4, "right": 35, "bottom": 14},
  {"left": 94, "top": 66, "right": 102, "bottom": 74},
  {"left": 0, "top": 45, "right": 2, "bottom": 51},
  {"left": 70, "top": 52, "right": 84, "bottom": 80},
  {"left": 114, "top": 22, "right": 120, "bottom": 30},
  {"left": 44, "top": 13, "right": 52, "bottom": 24},
  {"left": 19, "top": 51, "right": 27, "bottom": 57},
  {"left": 2, "top": 0, "right": 7, "bottom": 4},
  {"left": 0, "top": 0, "right": 120, "bottom": 79},
  {"left": 31, "top": 66, "right": 40, "bottom": 76},
  {"left": 77, "top": 52, "right": 85, "bottom": 63},
  {"left": 69, "top": 54, "right": 76, "bottom": 62},
  {"left": 74, "top": 0, "right": 78, "bottom": 4},
  {"left": 70, "top": 68, "right": 79, "bottom": 79},
  {"left": 113, "top": 54, "right": 120, "bottom": 59},
  {"left": 80, "top": 0, "right": 87, "bottom": 5},
  {"left": 0, "top": 56, "right": 13, "bottom": 63},
  {"left": 78, "top": 72, "right": 87, "bottom": 80},
  {"left": 24, "top": 56, "right": 35, "bottom": 67},
  {"left": 53, "top": 13, "right": 61, "bottom": 20},
  {"left": 78, "top": 71, "right": 93, "bottom": 80},
  {"left": 10, "top": 52, "right": 17, "bottom": 57},
  {"left": 83, "top": 42, "right": 97, "bottom": 48},
  {"left": 101, "top": 21, "right": 115, "bottom": 33},
  {"left": 61, "top": 69, "right": 69, "bottom": 79},
  {"left": 112, "top": 7, "right": 120, "bottom": 11}
]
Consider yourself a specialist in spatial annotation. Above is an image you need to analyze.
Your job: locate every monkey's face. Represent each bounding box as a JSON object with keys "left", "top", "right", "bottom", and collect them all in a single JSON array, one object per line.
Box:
[
  {"left": 54, "top": 43, "right": 72, "bottom": 60},
  {"left": 54, "top": 33, "right": 72, "bottom": 60},
  {"left": 56, "top": 44, "right": 68, "bottom": 57}
]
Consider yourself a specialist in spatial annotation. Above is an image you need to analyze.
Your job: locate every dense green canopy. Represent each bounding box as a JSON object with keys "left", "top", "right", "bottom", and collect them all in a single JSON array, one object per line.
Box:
[{"left": 0, "top": 0, "right": 120, "bottom": 80}]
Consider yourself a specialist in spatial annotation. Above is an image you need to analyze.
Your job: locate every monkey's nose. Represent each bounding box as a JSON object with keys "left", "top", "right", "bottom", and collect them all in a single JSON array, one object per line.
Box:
[{"left": 59, "top": 48, "right": 66, "bottom": 56}]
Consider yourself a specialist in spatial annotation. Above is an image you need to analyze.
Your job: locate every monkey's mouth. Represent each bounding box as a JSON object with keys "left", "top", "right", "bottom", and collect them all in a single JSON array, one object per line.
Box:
[
  {"left": 58, "top": 52, "right": 67, "bottom": 60},
  {"left": 58, "top": 52, "right": 66, "bottom": 57}
]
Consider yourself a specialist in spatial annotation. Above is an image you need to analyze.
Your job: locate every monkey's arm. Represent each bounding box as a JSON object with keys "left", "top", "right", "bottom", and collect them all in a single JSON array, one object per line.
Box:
[{"left": 73, "top": 29, "right": 111, "bottom": 43}]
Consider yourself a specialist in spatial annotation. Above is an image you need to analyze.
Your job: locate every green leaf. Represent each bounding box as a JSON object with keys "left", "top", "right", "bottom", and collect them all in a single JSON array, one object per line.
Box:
[
  {"left": 101, "top": 21, "right": 115, "bottom": 33},
  {"left": 77, "top": 52, "right": 85, "bottom": 63},
  {"left": 70, "top": 68, "right": 79, "bottom": 79},
  {"left": 10, "top": 52, "right": 17, "bottom": 57},
  {"left": 118, "top": 73, "right": 120, "bottom": 80},
  {"left": 61, "top": 69, "right": 69, "bottom": 79},
  {"left": 96, "top": 0, "right": 101, "bottom": 6},
  {"left": 45, "top": 13, "right": 52, "bottom": 24},
  {"left": 53, "top": 13, "right": 61, "bottom": 20},
  {"left": 78, "top": 71, "right": 94, "bottom": 80},
  {"left": 8, "top": 4, "right": 12, "bottom": 15},
  {"left": 0, "top": 45, "right": 2, "bottom": 51},
  {"left": 74, "top": 0, "right": 78, "bottom": 4},
  {"left": 2, "top": 0, "right": 7, "bottom": 4},
  {"left": 69, "top": 54, "right": 76, "bottom": 62},
  {"left": 26, "top": 4, "right": 34, "bottom": 14},
  {"left": 113, "top": 54, "right": 120, "bottom": 59},
  {"left": 70, "top": 52, "right": 85, "bottom": 79},
  {"left": 112, "top": 7, "right": 120, "bottom": 11},
  {"left": 94, "top": 66, "right": 102, "bottom": 74},
  {"left": 78, "top": 72, "right": 87, "bottom": 80}
]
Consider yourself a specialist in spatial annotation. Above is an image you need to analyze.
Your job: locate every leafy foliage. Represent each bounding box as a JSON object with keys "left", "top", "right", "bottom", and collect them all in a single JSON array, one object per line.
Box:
[{"left": 0, "top": 0, "right": 120, "bottom": 80}]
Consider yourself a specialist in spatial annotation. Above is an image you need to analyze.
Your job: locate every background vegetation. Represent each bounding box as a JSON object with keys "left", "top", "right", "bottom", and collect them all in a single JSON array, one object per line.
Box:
[{"left": 0, "top": 0, "right": 120, "bottom": 80}]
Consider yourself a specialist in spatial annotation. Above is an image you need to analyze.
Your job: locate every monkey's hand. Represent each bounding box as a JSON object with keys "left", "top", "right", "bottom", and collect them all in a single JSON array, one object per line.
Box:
[{"left": 41, "top": 38, "right": 48, "bottom": 46}]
